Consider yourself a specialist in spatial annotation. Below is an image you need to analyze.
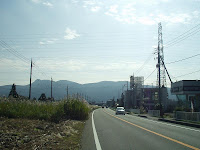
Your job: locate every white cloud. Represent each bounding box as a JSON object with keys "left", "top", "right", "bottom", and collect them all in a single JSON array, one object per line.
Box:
[
  {"left": 193, "top": 11, "right": 200, "bottom": 18},
  {"left": 83, "top": 0, "right": 96, "bottom": 6},
  {"left": 64, "top": 28, "right": 80, "bottom": 40},
  {"left": 91, "top": 6, "right": 101, "bottom": 12},
  {"left": 39, "top": 38, "right": 58, "bottom": 45},
  {"left": 71, "top": 0, "right": 79, "bottom": 4},
  {"left": 39, "top": 41, "right": 45, "bottom": 45},
  {"left": 105, "top": 3, "right": 197, "bottom": 25},
  {"left": 31, "top": 0, "right": 53, "bottom": 7},
  {"left": 43, "top": 2, "right": 53, "bottom": 7},
  {"left": 155, "top": 13, "right": 192, "bottom": 24},
  {"left": 31, "top": 0, "right": 40, "bottom": 3},
  {"left": 109, "top": 5, "right": 118, "bottom": 14},
  {"left": 0, "top": 58, "right": 29, "bottom": 71},
  {"left": 138, "top": 17, "right": 156, "bottom": 25},
  {"left": 83, "top": 0, "right": 103, "bottom": 12},
  {"left": 99, "top": 0, "right": 199, "bottom": 25}
]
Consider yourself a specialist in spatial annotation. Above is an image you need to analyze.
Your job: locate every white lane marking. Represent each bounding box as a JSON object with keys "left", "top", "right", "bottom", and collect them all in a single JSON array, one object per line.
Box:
[
  {"left": 107, "top": 109, "right": 200, "bottom": 133},
  {"left": 92, "top": 111, "right": 102, "bottom": 150}
]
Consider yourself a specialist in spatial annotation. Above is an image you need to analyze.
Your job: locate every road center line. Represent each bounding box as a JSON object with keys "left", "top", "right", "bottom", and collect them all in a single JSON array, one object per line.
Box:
[
  {"left": 103, "top": 110, "right": 200, "bottom": 150},
  {"left": 92, "top": 110, "right": 102, "bottom": 150}
]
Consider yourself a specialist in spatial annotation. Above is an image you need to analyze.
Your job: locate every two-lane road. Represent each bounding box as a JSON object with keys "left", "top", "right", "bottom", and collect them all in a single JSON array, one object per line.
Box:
[{"left": 81, "top": 108, "right": 200, "bottom": 150}]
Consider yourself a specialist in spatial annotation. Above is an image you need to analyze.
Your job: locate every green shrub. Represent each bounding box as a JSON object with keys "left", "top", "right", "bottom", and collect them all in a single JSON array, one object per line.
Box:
[
  {"left": 0, "top": 98, "right": 90, "bottom": 122},
  {"left": 0, "top": 99, "right": 65, "bottom": 122},
  {"left": 64, "top": 99, "right": 90, "bottom": 120}
]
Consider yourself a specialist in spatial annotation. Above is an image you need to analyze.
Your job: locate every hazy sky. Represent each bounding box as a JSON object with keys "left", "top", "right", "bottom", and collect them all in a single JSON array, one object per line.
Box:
[{"left": 0, "top": 0, "right": 200, "bottom": 86}]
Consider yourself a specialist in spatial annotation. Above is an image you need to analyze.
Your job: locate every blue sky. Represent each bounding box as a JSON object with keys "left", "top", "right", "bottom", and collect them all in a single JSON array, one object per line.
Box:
[{"left": 0, "top": 0, "right": 200, "bottom": 86}]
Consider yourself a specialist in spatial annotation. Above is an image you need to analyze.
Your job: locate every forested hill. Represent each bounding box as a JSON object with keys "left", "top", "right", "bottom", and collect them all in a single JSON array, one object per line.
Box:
[{"left": 0, "top": 79, "right": 175, "bottom": 102}]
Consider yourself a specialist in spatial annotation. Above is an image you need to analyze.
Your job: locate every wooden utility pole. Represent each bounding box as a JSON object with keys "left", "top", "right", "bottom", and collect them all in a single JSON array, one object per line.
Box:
[
  {"left": 51, "top": 77, "right": 53, "bottom": 99},
  {"left": 29, "top": 59, "right": 32, "bottom": 99},
  {"left": 67, "top": 85, "right": 69, "bottom": 100}
]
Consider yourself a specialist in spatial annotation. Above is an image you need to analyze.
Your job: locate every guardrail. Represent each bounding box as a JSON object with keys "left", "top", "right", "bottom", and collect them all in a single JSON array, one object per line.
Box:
[
  {"left": 148, "top": 110, "right": 160, "bottom": 117},
  {"left": 175, "top": 111, "right": 200, "bottom": 122}
]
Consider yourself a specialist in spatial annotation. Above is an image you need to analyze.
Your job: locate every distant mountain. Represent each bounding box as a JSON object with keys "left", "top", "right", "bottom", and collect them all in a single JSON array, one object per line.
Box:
[{"left": 0, "top": 80, "right": 176, "bottom": 102}]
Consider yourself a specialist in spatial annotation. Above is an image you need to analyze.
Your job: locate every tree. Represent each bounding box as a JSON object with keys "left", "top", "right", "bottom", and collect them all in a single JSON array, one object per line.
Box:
[{"left": 9, "top": 84, "right": 18, "bottom": 98}]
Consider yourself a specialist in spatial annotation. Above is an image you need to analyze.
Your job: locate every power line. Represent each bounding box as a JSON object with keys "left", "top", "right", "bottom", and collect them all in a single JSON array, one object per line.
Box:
[
  {"left": 165, "top": 24, "right": 200, "bottom": 45},
  {"left": 0, "top": 40, "right": 51, "bottom": 79},
  {"left": 144, "top": 68, "right": 156, "bottom": 82},
  {"left": 135, "top": 51, "right": 154, "bottom": 75},
  {"left": 166, "top": 53, "right": 200, "bottom": 64},
  {"left": 165, "top": 24, "right": 200, "bottom": 49},
  {"left": 0, "top": 40, "right": 52, "bottom": 91},
  {"left": 174, "top": 69, "right": 200, "bottom": 78},
  {"left": 0, "top": 40, "right": 30, "bottom": 64}
]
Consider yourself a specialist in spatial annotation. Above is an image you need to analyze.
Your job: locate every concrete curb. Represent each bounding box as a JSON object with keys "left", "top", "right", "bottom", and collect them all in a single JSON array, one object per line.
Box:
[
  {"left": 137, "top": 115, "right": 148, "bottom": 118},
  {"left": 158, "top": 118, "right": 200, "bottom": 128},
  {"left": 135, "top": 114, "right": 200, "bottom": 128}
]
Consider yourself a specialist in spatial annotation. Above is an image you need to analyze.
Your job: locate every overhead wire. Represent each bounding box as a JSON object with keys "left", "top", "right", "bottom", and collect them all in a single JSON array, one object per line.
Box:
[
  {"left": 174, "top": 69, "right": 200, "bottom": 79},
  {"left": 144, "top": 68, "right": 157, "bottom": 82},
  {"left": 134, "top": 50, "right": 155, "bottom": 75},
  {"left": 165, "top": 53, "right": 200, "bottom": 64},
  {"left": 165, "top": 24, "right": 200, "bottom": 49},
  {"left": 0, "top": 40, "right": 51, "bottom": 89}
]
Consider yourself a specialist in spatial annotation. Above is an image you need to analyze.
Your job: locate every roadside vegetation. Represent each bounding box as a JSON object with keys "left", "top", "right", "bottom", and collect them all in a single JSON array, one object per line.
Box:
[
  {"left": 0, "top": 97, "right": 92, "bottom": 149},
  {"left": 0, "top": 97, "right": 90, "bottom": 123}
]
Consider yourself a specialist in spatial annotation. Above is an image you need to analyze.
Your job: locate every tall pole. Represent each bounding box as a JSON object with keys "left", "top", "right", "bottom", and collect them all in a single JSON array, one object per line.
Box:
[
  {"left": 29, "top": 59, "right": 32, "bottom": 99},
  {"left": 158, "top": 23, "right": 163, "bottom": 118},
  {"left": 67, "top": 85, "right": 69, "bottom": 100},
  {"left": 127, "top": 81, "right": 128, "bottom": 91},
  {"left": 51, "top": 77, "right": 53, "bottom": 99}
]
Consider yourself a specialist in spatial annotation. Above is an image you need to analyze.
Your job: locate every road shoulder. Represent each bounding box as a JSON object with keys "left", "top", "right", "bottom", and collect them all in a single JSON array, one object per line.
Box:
[{"left": 80, "top": 112, "right": 96, "bottom": 150}]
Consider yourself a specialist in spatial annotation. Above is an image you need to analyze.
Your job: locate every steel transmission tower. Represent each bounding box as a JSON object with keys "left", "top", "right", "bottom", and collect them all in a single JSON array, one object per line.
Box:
[
  {"left": 156, "top": 22, "right": 166, "bottom": 118},
  {"left": 157, "top": 22, "right": 166, "bottom": 88}
]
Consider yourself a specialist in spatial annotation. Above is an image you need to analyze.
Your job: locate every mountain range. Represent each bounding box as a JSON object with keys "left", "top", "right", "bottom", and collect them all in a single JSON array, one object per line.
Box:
[{"left": 0, "top": 79, "right": 176, "bottom": 102}]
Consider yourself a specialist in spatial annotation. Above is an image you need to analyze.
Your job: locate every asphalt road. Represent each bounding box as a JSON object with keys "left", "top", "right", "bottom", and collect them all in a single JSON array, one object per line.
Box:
[{"left": 81, "top": 108, "right": 200, "bottom": 150}]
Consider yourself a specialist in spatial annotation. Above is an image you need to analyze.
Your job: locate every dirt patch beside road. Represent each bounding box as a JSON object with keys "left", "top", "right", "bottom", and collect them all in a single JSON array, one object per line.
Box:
[{"left": 0, "top": 117, "right": 84, "bottom": 150}]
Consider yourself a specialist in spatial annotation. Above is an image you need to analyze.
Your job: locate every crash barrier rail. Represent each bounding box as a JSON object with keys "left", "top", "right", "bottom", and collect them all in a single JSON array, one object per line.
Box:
[
  {"left": 128, "top": 109, "right": 141, "bottom": 114},
  {"left": 175, "top": 111, "right": 200, "bottom": 122},
  {"left": 148, "top": 110, "right": 160, "bottom": 117}
]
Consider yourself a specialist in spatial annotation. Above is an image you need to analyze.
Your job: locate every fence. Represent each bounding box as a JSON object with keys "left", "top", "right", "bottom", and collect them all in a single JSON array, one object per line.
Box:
[
  {"left": 175, "top": 111, "right": 200, "bottom": 122},
  {"left": 148, "top": 110, "right": 160, "bottom": 117}
]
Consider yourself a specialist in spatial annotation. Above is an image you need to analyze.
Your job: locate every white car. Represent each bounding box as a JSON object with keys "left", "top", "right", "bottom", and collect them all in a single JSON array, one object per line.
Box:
[{"left": 115, "top": 107, "right": 125, "bottom": 115}]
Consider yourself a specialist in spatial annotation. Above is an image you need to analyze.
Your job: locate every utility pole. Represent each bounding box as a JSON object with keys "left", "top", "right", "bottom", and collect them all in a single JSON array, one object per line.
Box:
[
  {"left": 29, "top": 59, "right": 32, "bottom": 99},
  {"left": 51, "top": 77, "right": 53, "bottom": 100},
  {"left": 67, "top": 85, "right": 69, "bottom": 100}
]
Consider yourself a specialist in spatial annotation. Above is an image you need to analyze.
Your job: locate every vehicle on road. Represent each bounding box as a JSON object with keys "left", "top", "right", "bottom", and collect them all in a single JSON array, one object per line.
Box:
[
  {"left": 116, "top": 107, "right": 125, "bottom": 115},
  {"left": 102, "top": 106, "right": 104, "bottom": 108}
]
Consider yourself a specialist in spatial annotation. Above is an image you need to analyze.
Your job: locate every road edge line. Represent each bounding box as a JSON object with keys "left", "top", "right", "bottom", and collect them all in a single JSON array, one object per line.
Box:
[{"left": 92, "top": 110, "right": 102, "bottom": 150}]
